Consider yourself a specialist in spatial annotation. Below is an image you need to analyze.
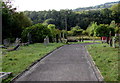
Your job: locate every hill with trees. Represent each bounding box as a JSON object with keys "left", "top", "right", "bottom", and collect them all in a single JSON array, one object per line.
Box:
[
  {"left": 24, "top": 2, "right": 120, "bottom": 31},
  {"left": 2, "top": 0, "right": 120, "bottom": 43},
  {"left": 73, "top": 1, "right": 119, "bottom": 11}
]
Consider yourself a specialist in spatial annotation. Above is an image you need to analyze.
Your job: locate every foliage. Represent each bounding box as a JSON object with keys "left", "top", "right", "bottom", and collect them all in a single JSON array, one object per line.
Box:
[
  {"left": 115, "top": 27, "right": 120, "bottom": 33},
  {"left": 95, "top": 24, "right": 115, "bottom": 37},
  {"left": 86, "top": 22, "right": 98, "bottom": 36},
  {"left": 43, "top": 18, "right": 55, "bottom": 25},
  {"left": 22, "top": 23, "right": 51, "bottom": 43},
  {"left": 70, "top": 26, "right": 83, "bottom": 36},
  {"left": 110, "top": 20, "right": 120, "bottom": 34},
  {"left": 67, "top": 31, "right": 73, "bottom": 36},
  {"left": 82, "top": 30, "right": 88, "bottom": 35},
  {"left": 47, "top": 24, "right": 58, "bottom": 42},
  {"left": 110, "top": 3, "right": 120, "bottom": 22},
  {"left": 47, "top": 24, "right": 56, "bottom": 37},
  {"left": 2, "top": 1, "right": 32, "bottom": 41},
  {"left": 24, "top": 3, "right": 120, "bottom": 31}
]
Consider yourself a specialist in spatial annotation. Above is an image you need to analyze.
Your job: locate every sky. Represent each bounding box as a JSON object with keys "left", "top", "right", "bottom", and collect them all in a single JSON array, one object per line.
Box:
[{"left": 12, "top": 0, "right": 120, "bottom": 11}]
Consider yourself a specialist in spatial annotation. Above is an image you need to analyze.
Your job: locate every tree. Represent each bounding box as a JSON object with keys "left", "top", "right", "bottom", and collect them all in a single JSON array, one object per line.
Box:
[
  {"left": 22, "top": 23, "right": 51, "bottom": 43},
  {"left": 2, "top": 1, "right": 32, "bottom": 41},
  {"left": 86, "top": 22, "right": 98, "bottom": 36},
  {"left": 110, "top": 3, "right": 120, "bottom": 23},
  {"left": 43, "top": 18, "right": 55, "bottom": 25},
  {"left": 109, "top": 20, "right": 116, "bottom": 28},
  {"left": 47, "top": 24, "right": 56, "bottom": 42},
  {"left": 95, "top": 24, "right": 115, "bottom": 37},
  {"left": 70, "top": 26, "right": 83, "bottom": 36}
]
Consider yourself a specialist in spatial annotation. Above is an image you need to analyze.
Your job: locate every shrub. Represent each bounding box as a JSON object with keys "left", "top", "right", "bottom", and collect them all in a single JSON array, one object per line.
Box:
[{"left": 22, "top": 23, "right": 51, "bottom": 43}]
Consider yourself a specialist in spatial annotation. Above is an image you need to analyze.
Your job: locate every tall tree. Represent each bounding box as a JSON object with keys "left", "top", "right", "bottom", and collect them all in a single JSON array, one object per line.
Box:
[{"left": 2, "top": 1, "right": 32, "bottom": 41}]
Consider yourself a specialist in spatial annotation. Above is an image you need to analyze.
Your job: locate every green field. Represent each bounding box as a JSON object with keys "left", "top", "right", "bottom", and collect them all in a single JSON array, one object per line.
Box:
[
  {"left": 2, "top": 43, "right": 64, "bottom": 82},
  {"left": 87, "top": 44, "right": 119, "bottom": 81}
]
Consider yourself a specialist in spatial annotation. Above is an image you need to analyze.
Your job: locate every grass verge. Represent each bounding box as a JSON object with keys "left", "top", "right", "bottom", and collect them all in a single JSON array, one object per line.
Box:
[
  {"left": 87, "top": 43, "right": 119, "bottom": 81},
  {"left": 2, "top": 43, "right": 64, "bottom": 83}
]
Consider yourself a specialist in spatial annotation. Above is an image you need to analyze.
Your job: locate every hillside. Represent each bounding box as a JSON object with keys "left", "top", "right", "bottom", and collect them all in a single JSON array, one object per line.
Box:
[{"left": 73, "top": 1, "right": 119, "bottom": 11}]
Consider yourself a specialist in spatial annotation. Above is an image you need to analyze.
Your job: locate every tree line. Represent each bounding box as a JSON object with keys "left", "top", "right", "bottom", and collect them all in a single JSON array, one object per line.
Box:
[
  {"left": 2, "top": 0, "right": 120, "bottom": 43},
  {"left": 24, "top": 3, "right": 120, "bottom": 31}
]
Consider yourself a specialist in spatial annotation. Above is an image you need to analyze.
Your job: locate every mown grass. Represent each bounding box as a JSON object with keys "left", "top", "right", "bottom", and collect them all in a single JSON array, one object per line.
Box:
[
  {"left": 87, "top": 44, "right": 119, "bottom": 81},
  {"left": 68, "top": 40, "right": 101, "bottom": 44},
  {"left": 2, "top": 43, "right": 64, "bottom": 83}
]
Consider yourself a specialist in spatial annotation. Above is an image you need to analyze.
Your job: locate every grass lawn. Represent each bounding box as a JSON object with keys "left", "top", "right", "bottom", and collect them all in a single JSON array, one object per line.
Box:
[
  {"left": 2, "top": 43, "right": 64, "bottom": 82},
  {"left": 68, "top": 40, "right": 101, "bottom": 44},
  {"left": 87, "top": 43, "right": 119, "bottom": 81}
]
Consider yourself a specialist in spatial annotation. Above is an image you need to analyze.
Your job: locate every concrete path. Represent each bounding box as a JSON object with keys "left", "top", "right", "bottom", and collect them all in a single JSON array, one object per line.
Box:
[{"left": 13, "top": 43, "right": 102, "bottom": 82}]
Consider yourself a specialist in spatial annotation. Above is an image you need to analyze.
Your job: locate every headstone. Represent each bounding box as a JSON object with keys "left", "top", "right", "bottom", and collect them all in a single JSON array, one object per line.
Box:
[
  {"left": 54, "top": 38, "right": 56, "bottom": 42},
  {"left": 109, "top": 38, "right": 112, "bottom": 47},
  {"left": 27, "top": 33, "right": 32, "bottom": 44},
  {"left": 15, "top": 38, "right": 21, "bottom": 46},
  {"left": 47, "top": 36, "right": 49, "bottom": 44},
  {"left": 44, "top": 36, "right": 49, "bottom": 45},
  {"left": 44, "top": 38, "right": 47, "bottom": 45},
  {"left": 112, "top": 37, "right": 115, "bottom": 48},
  {"left": 59, "top": 33, "right": 62, "bottom": 43},
  {"left": 3, "top": 39, "right": 10, "bottom": 47}
]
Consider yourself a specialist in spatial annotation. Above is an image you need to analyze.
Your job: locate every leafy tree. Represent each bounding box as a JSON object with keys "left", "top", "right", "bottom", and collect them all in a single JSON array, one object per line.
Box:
[
  {"left": 43, "top": 18, "right": 55, "bottom": 25},
  {"left": 47, "top": 24, "right": 56, "bottom": 42},
  {"left": 67, "top": 31, "right": 73, "bottom": 36},
  {"left": 95, "top": 24, "right": 115, "bottom": 37},
  {"left": 110, "top": 3, "right": 120, "bottom": 23},
  {"left": 82, "top": 30, "right": 88, "bottom": 36},
  {"left": 109, "top": 20, "right": 120, "bottom": 34},
  {"left": 71, "top": 26, "right": 83, "bottom": 36},
  {"left": 2, "top": 1, "right": 32, "bottom": 41},
  {"left": 110, "top": 20, "right": 116, "bottom": 28},
  {"left": 24, "top": 6, "right": 119, "bottom": 31},
  {"left": 115, "top": 27, "right": 120, "bottom": 34},
  {"left": 22, "top": 23, "right": 51, "bottom": 43},
  {"left": 86, "top": 22, "right": 98, "bottom": 36}
]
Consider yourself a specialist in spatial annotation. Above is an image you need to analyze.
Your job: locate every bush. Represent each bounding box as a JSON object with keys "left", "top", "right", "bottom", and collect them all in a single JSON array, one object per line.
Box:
[
  {"left": 22, "top": 23, "right": 51, "bottom": 43},
  {"left": 95, "top": 24, "right": 115, "bottom": 37},
  {"left": 71, "top": 26, "right": 83, "bottom": 36}
]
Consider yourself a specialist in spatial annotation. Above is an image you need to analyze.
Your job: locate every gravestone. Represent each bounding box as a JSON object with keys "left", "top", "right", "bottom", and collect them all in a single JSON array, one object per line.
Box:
[
  {"left": 54, "top": 38, "right": 56, "bottom": 42},
  {"left": 112, "top": 37, "right": 115, "bottom": 48},
  {"left": 3, "top": 39, "right": 10, "bottom": 47},
  {"left": 27, "top": 33, "right": 32, "bottom": 44},
  {"left": 44, "top": 36, "right": 49, "bottom": 45},
  {"left": 109, "top": 38, "right": 112, "bottom": 47},
  {"left": 15, "top": 38, "right": 21, "bottom": 46},
  {"left": 46, "top": 36, "right": 49, "bottom": 44}
]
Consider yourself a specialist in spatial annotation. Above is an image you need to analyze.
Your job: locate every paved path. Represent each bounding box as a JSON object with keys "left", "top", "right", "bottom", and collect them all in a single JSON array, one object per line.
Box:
[{"left": 14, "top": 43, "right": 101, "bottom": 82}]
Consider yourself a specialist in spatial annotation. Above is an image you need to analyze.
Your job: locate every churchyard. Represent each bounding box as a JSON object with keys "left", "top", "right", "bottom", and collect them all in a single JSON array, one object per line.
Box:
[
  {"left": 2, "top": 0, "right": 120, "bottom": 82},
  {"left": 1, "top": 35, "right": 119, "bottom": 82}
]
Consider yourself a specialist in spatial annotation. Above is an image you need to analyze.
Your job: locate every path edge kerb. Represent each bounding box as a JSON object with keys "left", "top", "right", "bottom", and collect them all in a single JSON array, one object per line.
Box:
[
  {"left": 10, "top": 45, "right": 64, "bottom": 83},
  {"left": 85, "top": 46, "right": 104, "bottom": 81}
]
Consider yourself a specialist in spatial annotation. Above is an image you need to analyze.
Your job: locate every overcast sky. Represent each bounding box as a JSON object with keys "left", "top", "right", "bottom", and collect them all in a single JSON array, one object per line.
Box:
[{"left": 12, "top": 0, "right": 119, "bottom": 11}]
